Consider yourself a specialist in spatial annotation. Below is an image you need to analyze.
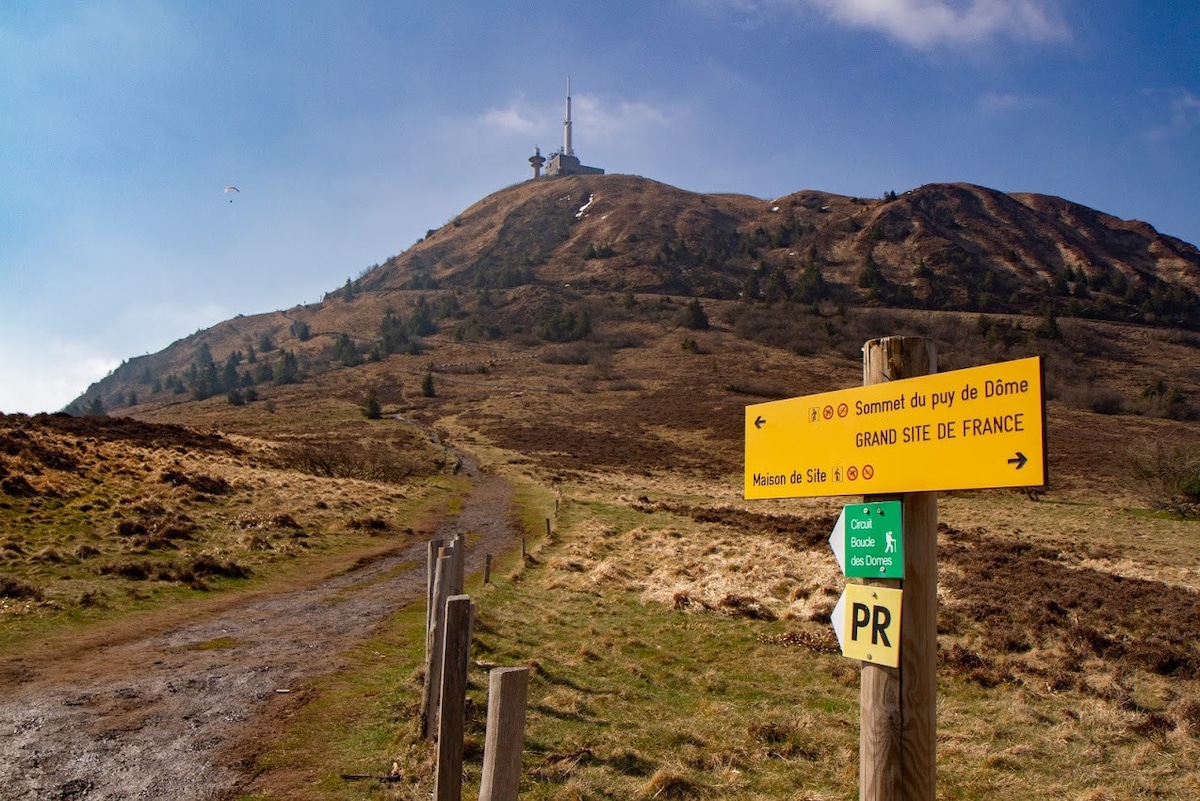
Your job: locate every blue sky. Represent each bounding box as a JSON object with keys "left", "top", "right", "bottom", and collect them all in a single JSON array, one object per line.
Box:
[{"left": 2, "top": 1, "right": 1197, "bottom": 413}]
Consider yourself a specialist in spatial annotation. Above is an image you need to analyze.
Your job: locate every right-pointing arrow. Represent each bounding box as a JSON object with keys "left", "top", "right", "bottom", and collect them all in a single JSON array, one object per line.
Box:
[{"left": 1007, "top": 452, "right": 1028, "bottom": 469}]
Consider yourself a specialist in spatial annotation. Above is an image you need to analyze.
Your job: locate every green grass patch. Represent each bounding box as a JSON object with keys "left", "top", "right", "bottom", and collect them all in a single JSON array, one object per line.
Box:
[{"left": 191, "top": 636, "right": 239, "bottom": 650}]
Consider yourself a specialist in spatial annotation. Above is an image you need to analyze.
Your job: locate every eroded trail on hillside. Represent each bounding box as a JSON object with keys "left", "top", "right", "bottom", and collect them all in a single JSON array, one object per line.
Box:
[{"left": 0, "top": 464, "right": 516, "bottom": 801}]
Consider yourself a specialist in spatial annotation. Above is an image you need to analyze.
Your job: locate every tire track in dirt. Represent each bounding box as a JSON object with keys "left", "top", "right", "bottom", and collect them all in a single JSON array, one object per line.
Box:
[{"left": 0, "top": 464, "right": 516, "bottom": 800}]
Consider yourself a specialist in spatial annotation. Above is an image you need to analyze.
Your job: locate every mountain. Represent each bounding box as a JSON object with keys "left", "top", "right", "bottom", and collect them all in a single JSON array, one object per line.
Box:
[
  {"left": 359, "top": 175, "right": 1199, "bottom": 319},
  {"left": 67, "top": 174, "right": 1199, "bottom": 416}
]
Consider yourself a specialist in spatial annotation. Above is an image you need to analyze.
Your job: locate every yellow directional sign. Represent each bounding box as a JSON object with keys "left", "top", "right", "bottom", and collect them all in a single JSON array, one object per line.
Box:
[
  {"left": 745, "top": 356, "right": 1046, "bottom": 498},
  {"left": 832, "top": 584, "right": 904, "bottom": 667}
]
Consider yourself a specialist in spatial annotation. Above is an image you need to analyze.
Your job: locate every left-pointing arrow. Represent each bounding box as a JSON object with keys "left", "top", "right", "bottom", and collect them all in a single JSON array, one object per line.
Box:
[{"left": 754, "top": 416, "right": 766, "bottom": 429}]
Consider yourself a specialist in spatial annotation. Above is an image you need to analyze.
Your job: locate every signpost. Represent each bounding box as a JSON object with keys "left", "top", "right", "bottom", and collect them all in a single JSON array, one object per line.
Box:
[
  {"left": 745, "top": 338, "right": 1054, "bottom": 800},
  {"left": 745, "top": 356, "right": 1046, "bottom": 499},
  {"left": 830, "top": 501, "right": 904, "bottom": 579}
]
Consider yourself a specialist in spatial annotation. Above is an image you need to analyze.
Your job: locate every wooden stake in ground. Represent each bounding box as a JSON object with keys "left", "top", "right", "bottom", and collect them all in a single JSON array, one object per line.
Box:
[
  {"left": 448, "top": 534, "right": 465, "bottom": 595},
  {"left": 861, "top": 336, "right": 938, "bottom": 801},
  {"left": 425, "top": 539, "right": 444, "bottom": 658},
  {"left": 421, "top": 551, "right": 452, "bottom": 740},
  {"left": 479, "top": 667, "right": 530, "bottom": 801},
  {"left": 434, "top": 594, "right": 473, "bottom": 801}
]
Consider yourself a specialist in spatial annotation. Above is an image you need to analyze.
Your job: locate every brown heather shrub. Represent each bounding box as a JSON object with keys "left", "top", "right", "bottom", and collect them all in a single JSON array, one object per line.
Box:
[
  {"left": 717, "top": 593, "right": 777, "bottom": 621},
  {"left": 1, "top": 475, "right": 37, "bottom": 497},
  {"left": 99, "top": 560, "right": 150, "bottom": 580},
  {"left": 347, "top": 516, "right": 389, "bottom": 531},
  {"left": 540, "top": 342, "right": 595, "bottom": 365},
  {"left": 188, "top": 554, "right": 251, "bottom": 580},
  {"left": 636, "top": 768, "right": 703, "bottom": 800},
  {"left": 160, "top": 469, "right": 231, "bottom": 495},
  {"left": 0, "top": 576, "right": 43, "bottom": 600},
  {"left": 1174, "top": 698, "right": 1200, "bottom": 733},
  {"left": 1131, "top": 443, "right": 1200, "bottom": 517},
  {"left": 273, "top": 440, "right": 419, "bottom": 484}
]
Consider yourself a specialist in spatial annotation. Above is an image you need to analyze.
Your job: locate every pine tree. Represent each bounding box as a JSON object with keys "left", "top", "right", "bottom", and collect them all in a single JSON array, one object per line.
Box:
[
  {"left": 681, "top": 298, "right": 710, "bottom": 330},
  {"left": 360, "top": 388, "right": 383, "bottom": 419}
]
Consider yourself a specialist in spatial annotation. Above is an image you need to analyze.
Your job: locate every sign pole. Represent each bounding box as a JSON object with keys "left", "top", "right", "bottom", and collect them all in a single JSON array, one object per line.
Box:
[{"left": 861, "top": 337, "right": 937, "bottom": 801}]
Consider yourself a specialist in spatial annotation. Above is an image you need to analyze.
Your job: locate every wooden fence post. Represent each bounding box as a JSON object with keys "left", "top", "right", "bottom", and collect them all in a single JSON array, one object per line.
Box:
[
  {"left": 484, "top": 553, "right": 493, "bottom": 585},
  {"left": 861, "top": 337, "right": 938, "bottom": 801},
  {"left": 479, "top": 667, "right": 530, "bottom": 801},
  {"left": 421, "top": 551, "right": 452, "bottom": 740},
  {"left": 449, "top": 534, "right": 465, "bottom": 595},
  {"left": 434, "top": 594, "right": 473, "bottom": 801},
  {"left": 425, "top": 538, "right": 444, "bottom": 656}
]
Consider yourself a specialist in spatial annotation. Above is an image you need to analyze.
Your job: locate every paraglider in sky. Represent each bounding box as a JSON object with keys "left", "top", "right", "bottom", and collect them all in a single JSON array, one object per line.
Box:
[{"left": 224, "top": 186, "right": 239, "bottom": 202}]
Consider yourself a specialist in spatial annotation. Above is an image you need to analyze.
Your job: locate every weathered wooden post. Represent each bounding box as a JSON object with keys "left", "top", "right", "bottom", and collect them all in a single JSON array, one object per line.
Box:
[
  {"left": 449, "top": 534, "right": 465, "bottom": 595},
  {"left": 861, "top": 337, "right": 937, "bottom": 801},
  {"left": 421, "top": 551, "right": 452, "bottom": 740},
  {"left": 434, "top": 594, "right": 473, "bottom": 801},
  {"left": 425, "top": 538, "right": 444, "bottom": 655},
  {"left": 479, "top": 667, "right": 530, "bottom": 801},
  {"left": 484, "top": 553, "right": 493, "bottom": 585}
]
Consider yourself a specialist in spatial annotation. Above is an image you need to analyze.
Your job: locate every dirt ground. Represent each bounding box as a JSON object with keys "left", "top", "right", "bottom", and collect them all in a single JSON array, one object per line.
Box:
[{"left": 0, "top": 458, "right": 516, "bottom": 801}]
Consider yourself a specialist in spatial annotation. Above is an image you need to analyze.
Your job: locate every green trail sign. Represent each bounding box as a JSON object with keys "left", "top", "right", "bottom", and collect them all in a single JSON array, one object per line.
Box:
[{"left": 829, "top": 501, "right": 904, "bottom": 579}]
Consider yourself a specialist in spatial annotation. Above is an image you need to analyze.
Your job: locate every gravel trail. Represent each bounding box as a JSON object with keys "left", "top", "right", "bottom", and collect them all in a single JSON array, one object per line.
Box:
[{"left": 0, "top": 467, "right": 515, "bottom": 800}]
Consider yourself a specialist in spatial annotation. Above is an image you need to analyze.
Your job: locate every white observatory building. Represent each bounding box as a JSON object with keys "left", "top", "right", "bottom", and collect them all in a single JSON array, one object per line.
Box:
[{"left": 531, "top": 78, "right": 604, "bottom": 178}]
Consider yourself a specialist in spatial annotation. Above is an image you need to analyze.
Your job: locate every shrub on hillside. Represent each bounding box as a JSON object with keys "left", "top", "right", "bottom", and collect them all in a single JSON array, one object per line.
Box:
[
  {"left": 360, "top": 389, "right": 383, "bottom": 420},
  {"left": 1132, "top": 444, "right": 1200, "bottom": 517},
  {"left": 0, "top": 576, "right": 43, "bottom": 600},
  {"left": 273, "top": 440, "right": 421, "bottom": 484},
  {"left": 539, "top": 308, "right": 591, "bottom": 343},
  {"left": 680, "top": 298, "right": 709, "bottom": 330},
  {"left": 540, "top": 343, "right": 594, "bottom": 365}
]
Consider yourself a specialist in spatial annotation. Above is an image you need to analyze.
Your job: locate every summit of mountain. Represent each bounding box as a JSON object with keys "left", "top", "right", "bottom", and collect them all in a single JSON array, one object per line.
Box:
[{"left": 359, "top": 174, "right": 1199, "bottom": 315}]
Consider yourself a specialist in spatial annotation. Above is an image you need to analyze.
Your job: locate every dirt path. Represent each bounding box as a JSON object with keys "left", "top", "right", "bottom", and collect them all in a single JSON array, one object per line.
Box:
[{"left": 0, "top": 465, "right": 516, "bottom": 800}]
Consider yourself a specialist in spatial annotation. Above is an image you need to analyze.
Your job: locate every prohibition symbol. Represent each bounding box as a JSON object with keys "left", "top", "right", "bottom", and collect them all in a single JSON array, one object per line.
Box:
[
  {"left": 837, "top": 402, "right": 849, "bottom": 418},
  {"left": 847, "top": 466, "right": 859, "bottom": 481},
  {"left": 862, "top": 465, "right": 875, "bottom": 480},
  {"left": 823, "top": 405, "right": 835, "bottom": 420}
]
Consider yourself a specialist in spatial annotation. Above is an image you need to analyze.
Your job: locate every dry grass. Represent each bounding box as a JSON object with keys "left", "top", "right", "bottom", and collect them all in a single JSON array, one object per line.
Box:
[{"left": 0, "top": 410, "right": 450, "bottom": 647}]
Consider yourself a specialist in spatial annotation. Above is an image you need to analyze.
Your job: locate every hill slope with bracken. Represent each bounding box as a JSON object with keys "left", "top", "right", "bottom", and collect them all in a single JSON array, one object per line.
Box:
[
  {"left": 359, "top": 174, "right": 1200, "bottom": 322},
  {"left": 66, "top": 174, "right": 1200, "bottom": 417}
]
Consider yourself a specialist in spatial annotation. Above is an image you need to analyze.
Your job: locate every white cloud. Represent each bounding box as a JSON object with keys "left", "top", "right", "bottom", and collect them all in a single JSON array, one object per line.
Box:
[
  {"left": 480, "top": 98, "right": 540, "bottom": 134},
  {"left": 571, "top": 95, "right": 672, "bottom": 142},
  {"left": 813, "top": 0, "right": 1069, "bottom": 47},
  {"left": 475, "top": 92, "right": 672, "bottom": 148},
  {"left": 702, "top": 0, "right": 1071, "bottom": 48},
  {"left": 0, "top": 338, "right": 120, "bottom": 415}
]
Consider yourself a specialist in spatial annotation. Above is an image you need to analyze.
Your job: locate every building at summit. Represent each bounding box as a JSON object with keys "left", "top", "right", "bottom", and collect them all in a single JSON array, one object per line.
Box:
[{"left": 529, "top": 78, "right": 604, "bottom": 179}]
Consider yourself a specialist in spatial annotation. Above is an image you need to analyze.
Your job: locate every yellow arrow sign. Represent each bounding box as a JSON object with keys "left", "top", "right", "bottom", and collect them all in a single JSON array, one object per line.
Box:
[{"left": 745, "top": 356, "right": 1046, "bottom": 498}]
